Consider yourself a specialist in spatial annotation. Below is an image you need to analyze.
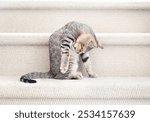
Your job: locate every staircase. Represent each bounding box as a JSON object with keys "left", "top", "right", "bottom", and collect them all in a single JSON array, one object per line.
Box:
[{"left": 0, "top": 0, "right": 150, "bottom": 104}]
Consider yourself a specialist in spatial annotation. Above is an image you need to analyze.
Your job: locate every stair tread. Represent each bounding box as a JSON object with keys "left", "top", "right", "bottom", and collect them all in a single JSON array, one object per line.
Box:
[
  {"left": 0, "top": 76, "right": 150, "bottom": 99},
  {"left": 0, "top": 0, "right": 150, "bottom": 10},
  {"left": 0, "top": 33, "right": 150, "bottom": 46}
]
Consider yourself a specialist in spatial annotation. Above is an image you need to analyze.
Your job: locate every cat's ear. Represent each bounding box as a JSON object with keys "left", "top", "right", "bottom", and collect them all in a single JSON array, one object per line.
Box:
[
  {"left": 88, "top": 34, "right": 104, "bottom": 49},
  {"left": 96, "top": 40, "right": 104, "bottom": 49},
  {"left": 87, "top": 34, "right": 104, "bottom": 49}
]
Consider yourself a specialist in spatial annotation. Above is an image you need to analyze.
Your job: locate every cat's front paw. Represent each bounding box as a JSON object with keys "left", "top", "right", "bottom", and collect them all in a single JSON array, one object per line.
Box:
[
  {"left": 60, "top": 65, "right": 68, "bottom": 74},
  {"left": 89, "top": 73, "right": 98, "bottom": 78}
]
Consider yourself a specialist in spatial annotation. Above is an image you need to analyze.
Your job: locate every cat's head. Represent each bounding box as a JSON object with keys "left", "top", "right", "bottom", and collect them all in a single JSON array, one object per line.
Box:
[{"left": 74, "top": 34, "right": 103, "bottom": 54}]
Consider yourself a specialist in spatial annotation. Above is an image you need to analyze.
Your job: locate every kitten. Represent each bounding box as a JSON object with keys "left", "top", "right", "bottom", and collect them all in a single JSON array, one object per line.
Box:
[{"left": 20, "top": 21, "right": 103, "bottom": 83}]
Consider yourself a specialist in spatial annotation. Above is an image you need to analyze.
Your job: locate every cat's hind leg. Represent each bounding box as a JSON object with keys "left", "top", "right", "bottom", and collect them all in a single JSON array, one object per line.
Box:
[
  {"left": 69, "top": 72, "right": 83, "bottom": 80},
  {"left": 54, "top": 71, "right": 83, "bottom": 80},
  {"left": 68, "top": 55, "right": 83, "bottom": 80},
  {"left": 54, "top": 60, "right": 83, "bottom": 80}
]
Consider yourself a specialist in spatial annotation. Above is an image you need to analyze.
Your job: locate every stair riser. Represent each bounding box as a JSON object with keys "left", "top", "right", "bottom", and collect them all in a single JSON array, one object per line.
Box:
[
  {"left": 0, "top": 9, "right": 150, "bottom": 33},
  {"left": 1, "top": 45, "right": 150, "bottom": 76},
  {"left": 0, "top": 33, "right": 150, "bottom": 76}
]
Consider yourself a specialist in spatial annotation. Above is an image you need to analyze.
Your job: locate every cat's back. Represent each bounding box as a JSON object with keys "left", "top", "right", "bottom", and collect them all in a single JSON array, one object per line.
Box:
[{"left": 65, "top": 21, "right": 94, "bottom": 35}]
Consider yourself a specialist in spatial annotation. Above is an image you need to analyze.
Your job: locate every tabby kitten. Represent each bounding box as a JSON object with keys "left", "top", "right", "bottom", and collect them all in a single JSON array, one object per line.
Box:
[{"left": 20, "top": 21, "right": 103, "bottom": 83}]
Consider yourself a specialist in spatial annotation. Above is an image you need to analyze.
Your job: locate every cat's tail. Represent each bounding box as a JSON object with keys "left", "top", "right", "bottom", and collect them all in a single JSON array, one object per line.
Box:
[{"left": 20, "top": 71, "right": 53, "bottom": 83}]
